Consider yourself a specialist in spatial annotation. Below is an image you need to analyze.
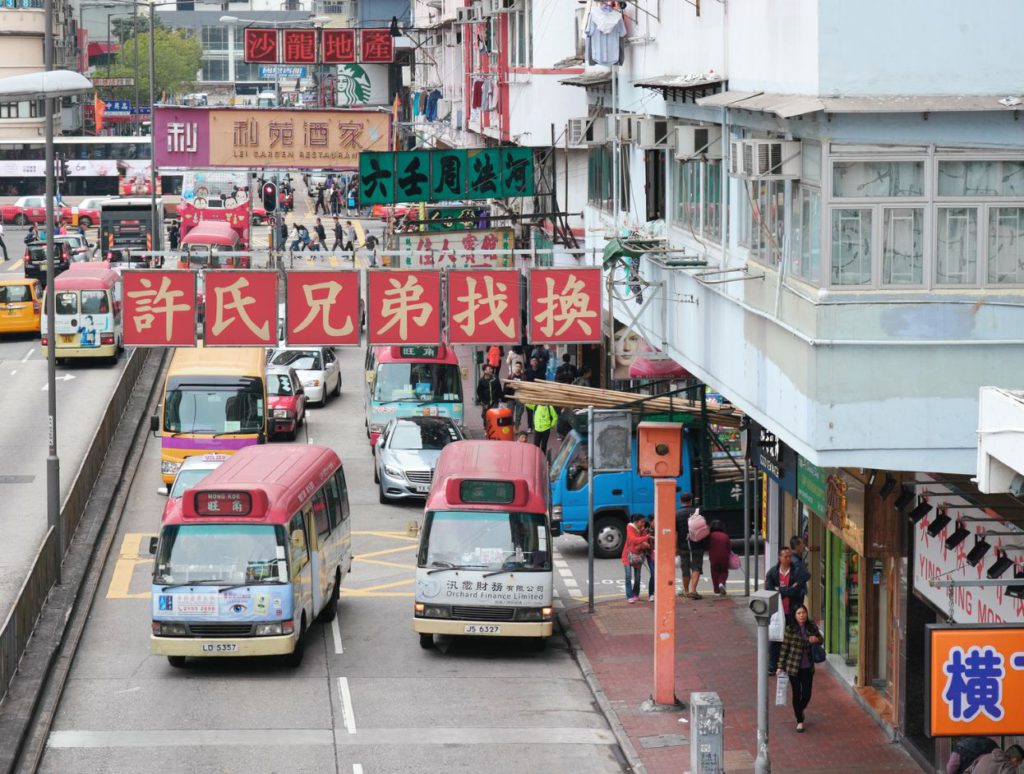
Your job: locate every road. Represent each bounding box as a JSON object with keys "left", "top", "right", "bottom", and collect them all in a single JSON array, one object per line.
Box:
[{"left": 37, "top": 342, "right": 627, "bottom": 774}]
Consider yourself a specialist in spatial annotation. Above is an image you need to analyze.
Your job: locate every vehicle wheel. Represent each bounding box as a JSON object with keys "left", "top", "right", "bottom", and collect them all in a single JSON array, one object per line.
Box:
[
  {"left": 333, "top": 373, "right": 341, "bottom": 396},
  {"left": 318, "top": 573, "right": 340, "bottom": 622},
  {"left": 79, "top": 217, "right": 92, "bottom": 228},
  {"left": 419, "top": 633, "right": 434, "bottom": 649},
  {"left": 378, "top": 483, "right": 389, "bottom": 504},
  {"left": 593, "top": 514, "right": 626, "bottom": 559},
  {"left": 14, "top": 214, "right": 26, "bottom": 225},
  {"left": 373, "top": 464, "right": 379, "bottom": 484},
  {"left": 167, "top": 655, "right": 187, "bottom": 668},
  {"left": 530, "top": 637, "right": 548, "bottom": 653},
  {"left": 285, "top": 619, "right": 306, "bottom": 668}
]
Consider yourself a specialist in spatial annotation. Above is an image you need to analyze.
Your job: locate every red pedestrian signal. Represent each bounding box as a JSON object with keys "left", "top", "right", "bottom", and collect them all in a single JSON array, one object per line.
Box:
[{"left": 262, "top": 182, "right": 278, "bottom": 212}]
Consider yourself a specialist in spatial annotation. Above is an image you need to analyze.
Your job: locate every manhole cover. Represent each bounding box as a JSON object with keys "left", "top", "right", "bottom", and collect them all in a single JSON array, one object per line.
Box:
[
  {"left": 0, "top": 475, "right": 35, "bottom": 484},
  {"left": 639, "top": 734, "right": 688, "bottom": 749}
]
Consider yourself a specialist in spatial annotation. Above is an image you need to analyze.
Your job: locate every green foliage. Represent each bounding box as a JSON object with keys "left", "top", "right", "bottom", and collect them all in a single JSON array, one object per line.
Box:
[
  {"left": 111, "top": 14, "right": 161, "bottom": 44},
  {"left": 103, "top": 25, "right": 201, "bottom": 103}
]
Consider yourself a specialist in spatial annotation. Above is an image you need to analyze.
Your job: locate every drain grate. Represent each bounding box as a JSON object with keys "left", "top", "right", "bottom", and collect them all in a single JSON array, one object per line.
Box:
[{"left": 0, "top": 475, "right": 36, "bottom": 484}]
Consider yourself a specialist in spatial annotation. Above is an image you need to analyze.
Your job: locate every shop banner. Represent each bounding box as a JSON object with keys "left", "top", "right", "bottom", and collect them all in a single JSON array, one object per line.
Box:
[
  {"left": 797, "top": 455, "right": 827, "bottom": 516},
  {"left": 285, "top": 271, "right": 361, "bottom": 347},
  {"left": 202, "top": 271, "right": 278, "bottom": 347},
  {"left": 153, "top": 108, "right": 390, "bottom": 170},
  {"left": 366, "top": 270, "right": 442, "bottom": 346},
  {"left": 123, "top": 271, "right": 196, "bottom": 347},
  {"left": 927, "top": 624, "right": 1024, "bottom": 737},
  {"left": 447, "top": 269, "right": 521, "bottom": 345},
  {"left": 396, "top": 228, "right": 515, "bottom": 268},
  {"left": 747, "top": 419, "right": 798, "bottom": 496},
  {"left": 0, "top": 159, "right": 153, "bottom": 178},
  {"left": 336, "top": 64, "right": 389, "bottom": 107},
  {"left": 422, "top": 206, "right": 488, "bottom": 232},
  {"left": 527, "top": 268, "right": 601, "bottom": 344},
  {"left": 912, "top": 477, "right": 1024, "bottom": 625},
  {"left": 243, "top": 27, "right": 393, "bottom": 65}
]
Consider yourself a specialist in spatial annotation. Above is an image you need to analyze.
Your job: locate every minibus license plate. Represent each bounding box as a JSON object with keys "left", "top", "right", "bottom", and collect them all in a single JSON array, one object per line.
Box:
[
  {"left": 201, "top": 643, "right": 238, "bottom": 653},
  {"left": 464, "top": 624, "right": 500, "bottom": 635}
]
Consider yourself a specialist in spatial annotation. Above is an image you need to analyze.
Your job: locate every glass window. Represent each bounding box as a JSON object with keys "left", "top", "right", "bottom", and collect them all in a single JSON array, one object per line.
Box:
[
  {"left": 830, "top": 208, "right": 873, "bottom": 286},
  {"left": 748, "top": 179, "right": 784, "bottom": 266},
  {"left": 794, "top": 187, "right": 821, "bottom": 283},
  {"left": 938, "top": 160, "right": 1024, "bottom": 198},
  {"left": 388, "top": 420, "right": 459, "bottom": 451},
  {"left": 80, "top": 290, "right": 109, "bottom": 314},
  {"left": 289, "top": 512, "right": 308, "bottom": 574},
  {"left": 153, "top": 524, "right": 285, "bottom": 585},
  {"left": 200, "top": 57, "right": 229, "bottom": 82},
  {"left": 168, "top": 466, "right": 218, "bottom": 499},
  {"left": 671, "top": 160, "right": 699, "bottom": 228},
  {"left": 703, "top": 160, "right": 724, "bottom": 241},
  {"left": 324, "top": 474, "right": 343, "bottom": 530},
  {"left": 373, "top": 362, "right": 463, "bottom": 403},
  {"left": 311, "top": 491, "right": 330, "bottom": 544},
  {"left": 802, "top": 141, "right": 822, "bottom": 184},
  {"left": 335, "top": 470, "right": 350, "bottom": 521},
  {"left": 420, "top": 510, "right": 550, "bottom": 571},
  {"left": 269, "top": 374, "right": 294, "bottom": 396},
  {"left": 163, "top": 375, "right": 265, "bottom": 434},
  {"left": 588, "top": 145, "right": 613, "bottom": 209},
  {"left": 832, "top": 161, "right": 924, "bottom": 198},
  {"left": 201, "top": 26, "right": 228, "bottom": 50},
  {"left": 936, "top": 207, "right": 978, "bottom": 285},
  {"left": 882, "top": 208, "right": 924, "bottom": 285},
  {"left": 56, "top": 291, "right": 78, "bottom": 315},
  {"left": 271, "top": 349, "right": 323, "bottom": 371},
  {"left": 988, "top": 207, "right": 1024, "bottom": 284}
]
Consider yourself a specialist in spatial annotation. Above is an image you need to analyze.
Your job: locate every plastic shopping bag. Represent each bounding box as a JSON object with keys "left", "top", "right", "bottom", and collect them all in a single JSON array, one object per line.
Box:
[
  {"left": 775, "top": 672, "right": 789, "bottom": 706},
  {"left": 768, "top": 610, "right": 785, "bottom": 642},
  {"left": 728, "top": 551, "right": 741, "bottom": 571}
]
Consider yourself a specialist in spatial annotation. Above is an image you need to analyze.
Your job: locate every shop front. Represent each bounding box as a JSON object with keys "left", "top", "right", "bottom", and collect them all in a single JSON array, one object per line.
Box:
[{"left": 747, "top": 419, "right": 798, "bottom": 565}]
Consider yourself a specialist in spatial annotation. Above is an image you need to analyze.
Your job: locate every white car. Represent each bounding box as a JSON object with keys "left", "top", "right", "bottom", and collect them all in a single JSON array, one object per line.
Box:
[{"left": 267, "top": 346, "right": 341, "bottom": 406}]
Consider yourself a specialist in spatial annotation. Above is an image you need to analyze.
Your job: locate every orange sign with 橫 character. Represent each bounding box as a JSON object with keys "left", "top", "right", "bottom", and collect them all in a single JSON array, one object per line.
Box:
[
  {"left": 927, "top": 624, "right": 1024, "bottom": 737},
  {"left": 366, "top": 270, "right": 441, "bottom": 346},
  {"left": 202, "top": 271, "right": 278, "bottom": 347},
  {"left": 123, "top": 270, "right": 196, "bottom": 347},
  {"left": 528, "top": 267, "right": 602, "bottom": 344},
  {"left": 447, "top": 269, "right": 520, "bottom": 345},
  {"left": 286, "top": 271, "right": 361, "bottom": 347}
]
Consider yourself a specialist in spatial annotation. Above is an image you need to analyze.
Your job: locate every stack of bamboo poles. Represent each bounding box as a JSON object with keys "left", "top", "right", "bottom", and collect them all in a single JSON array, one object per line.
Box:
[{"left": 503, "top": 380, "right": 743, "bottom": 429}]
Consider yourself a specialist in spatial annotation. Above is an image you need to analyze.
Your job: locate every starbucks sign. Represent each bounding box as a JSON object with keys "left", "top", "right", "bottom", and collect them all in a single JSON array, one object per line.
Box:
[{"left": 336, "top": 64, "right": 388, "bottom": 106}]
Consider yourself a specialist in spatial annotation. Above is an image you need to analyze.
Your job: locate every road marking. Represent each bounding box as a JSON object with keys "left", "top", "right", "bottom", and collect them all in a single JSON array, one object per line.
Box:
[
  {"left": 353, "top": 530, "right": 419, "bottom": 541},
  {"left": 22, "top": 347, "right": 34, "bottom": 362},
  {"left": 6, "top": 259, "right": 23, "bottom": 271},
  {"left": 329, "top": 256, "right": 339, "bottom": 267},
  {"left": 354, "top": 544, "right": 418, "bottom": 560},
  {"left": 352, "top": 766, "right": 364, "bottom": 774},
  {"left": 557, "top": 568, "right": 573, "bottom": 578},
  {"left": 344, "top": 578, "right": 414, "bottom": 594},
  {"left": 562, "top": 577, "right": 579, "bottom": 589},
  {"left": 354, "top": 557, "right": 416, "bottom": 570},
  {"left": 330, "top": 616, "right": 344, "bottom": 654},
  {"left": 106, "top": 532, "right": 155, "bottom": 599},
  {"left": 9, "top": 370, "right": 15, "bottom": 375},
  {"left": 337, "top": 677, "right": 357, "bottom": 734}
]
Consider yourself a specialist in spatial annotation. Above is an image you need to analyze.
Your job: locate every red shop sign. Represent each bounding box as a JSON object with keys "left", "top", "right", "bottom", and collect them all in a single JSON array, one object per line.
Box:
[
  {"left": 203, "top": 271, "right": 278, "bottom": 347},
  {"left": 322, "top": 29, "right": 356, "bottom": 64},
  {"left": 282, "top": 29, "right": 317, "bottom": 65},
  {"left": 243, "top": 28, "right": 279, "bottom": 64},
  {"left": 366, "top": 270, "right": 441, "bottom": 345},
  {"left": 286, "top": 271, "right": 361, "bottom": 347},
  {"left": 528, "top": 267, "right": 602, "bottom": 343},
  {"left": 360, "top": 28, "right": 394, "bottom": 64},
  {"left": 447, "top": 269, "right": 520, "bottom": 345},
  {"left": 122, "top": 270, "right": 196, "bottom": 347}
]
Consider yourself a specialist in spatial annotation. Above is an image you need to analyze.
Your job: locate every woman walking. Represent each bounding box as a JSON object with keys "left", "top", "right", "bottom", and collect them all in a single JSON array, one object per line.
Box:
[
  {"left": 778, "top": 605, "right": 823, "bottom": 732},
  {"left": 621, "top": 515, "right": 651, "bottom": 604},
  {"left": 707, "top": 520, "right": 732, "bottom": 596}
]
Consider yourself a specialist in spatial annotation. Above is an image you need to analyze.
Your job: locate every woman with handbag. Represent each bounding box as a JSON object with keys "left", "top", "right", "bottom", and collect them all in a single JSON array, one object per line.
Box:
[
  {"left": 621, "top": 515, "right": 651, "bottom": 603},
  {"left": 707, "top": 520, "right": 733, "bottom": 596},
  {"left": 777, "top": 604, "right": 825, "bottom": 732}
]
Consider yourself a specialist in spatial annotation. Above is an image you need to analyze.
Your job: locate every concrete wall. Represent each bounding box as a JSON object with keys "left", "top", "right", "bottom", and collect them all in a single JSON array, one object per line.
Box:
[{"left": 726, "top": 0, "right": 819, "bottom": 95}]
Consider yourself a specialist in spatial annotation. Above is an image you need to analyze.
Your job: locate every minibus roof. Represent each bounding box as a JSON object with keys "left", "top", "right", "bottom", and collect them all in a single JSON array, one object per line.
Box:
[{"left": 425, "top": 440, "right": 548, "bottom": 514}]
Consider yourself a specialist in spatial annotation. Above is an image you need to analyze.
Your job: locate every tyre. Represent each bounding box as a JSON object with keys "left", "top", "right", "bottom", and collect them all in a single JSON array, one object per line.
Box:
[
  {"left": 332, "top": 372, "right": 341, "bottom": 396},
  {"left": 14, "top": 214, "right": 26, "bottom": 225},
  {"left": 78, "top": 216, "right": 92, "bottom": 228},
  {"left": 593, "top": 514, "right": 626, "bottom": 559},
  {"left": 167, "top": 655, "right": 187, "bottom": 668},
  {"left": 378, "top": 483, "right": 389, "bottom": 504},
  {"left": 419, "top": 633, "right": 434, "bottom": 649},
  {"left": 285, "top": 619, "right": 306, "bottom": 668},
  {"left": 373, "top": 464, "right": 379, "bottom": 484},
  {"left": 318, "top": 573, "right": 340, "bottom": 622}
]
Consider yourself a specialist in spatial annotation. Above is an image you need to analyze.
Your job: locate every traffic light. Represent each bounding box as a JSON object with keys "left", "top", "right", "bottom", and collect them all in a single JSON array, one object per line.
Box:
[{"left": 262, "top": 181, "right": 278, "bottom": 212}]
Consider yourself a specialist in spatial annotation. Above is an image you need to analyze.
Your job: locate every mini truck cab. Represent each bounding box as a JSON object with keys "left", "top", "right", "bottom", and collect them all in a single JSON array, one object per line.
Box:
[{"left": 415, "top": 441, "right": 554, "bottom": 649}]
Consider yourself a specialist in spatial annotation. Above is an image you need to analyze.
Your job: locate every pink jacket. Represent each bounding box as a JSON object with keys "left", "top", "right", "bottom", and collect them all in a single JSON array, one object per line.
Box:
[{"left": 621, "top": 523, "right": 650, "bottom": 566}]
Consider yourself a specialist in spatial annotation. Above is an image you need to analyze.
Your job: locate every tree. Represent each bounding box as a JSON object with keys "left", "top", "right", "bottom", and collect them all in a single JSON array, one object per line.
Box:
[
  {"left": 111, "top": 14, "right": 160, "bottom": 44},
  {"left": 103, "top": 25, "right": 201, "bottom": 103}
]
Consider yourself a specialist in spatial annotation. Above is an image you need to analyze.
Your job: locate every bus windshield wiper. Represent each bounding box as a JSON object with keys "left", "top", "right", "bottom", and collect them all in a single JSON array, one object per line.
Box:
[
  {"left": 159, "top": 579, "right": 230, "bottom": 591},
  {"left": 427, "top": 561, "right": 457, "bottom": 574}
]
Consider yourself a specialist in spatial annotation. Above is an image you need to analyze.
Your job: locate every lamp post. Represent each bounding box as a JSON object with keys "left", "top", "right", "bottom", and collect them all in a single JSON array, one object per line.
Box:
[
  {"left": 0, "top": 70, "right": 95, "bottom": 583},
  {"left": 133, "top": 0, "right": 140, "bottom": 135},
  {"left": 748, "top": 590, "right": 780, "bottom": 774}
]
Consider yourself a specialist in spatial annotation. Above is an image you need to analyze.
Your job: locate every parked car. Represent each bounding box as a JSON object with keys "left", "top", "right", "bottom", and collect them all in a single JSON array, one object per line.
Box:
[
  {"left": 374, "top": 416, "right": 463, "bottom": 503},
  {"left": 266, "top": 345, "right": 341, "bottom": 406},
  {"left": 54, "top": 233, "right": 95, "bottom": 262},
  {"left": 60, "top": 197, "right": 114, "bottom": 229},
  {"left": 157, "top": 453, "right": 229, "bottom": 519},
  {"left": 0, "top": 278, "right": 42, "bottom": 335},
  {"left": 1, "top": 196, "right": 47, "bottom": 225},
  {"left": 251, "top": 204, "right": 268, "bottom": 224},
  {"left": 266, "top": 365, "right": 307, "bottom": 440},
  {"left": 23, "top": 241, "right": 73, "bottom": 284}
]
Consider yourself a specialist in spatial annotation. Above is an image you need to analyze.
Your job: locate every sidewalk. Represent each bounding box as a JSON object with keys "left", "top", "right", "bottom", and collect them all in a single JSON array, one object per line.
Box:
[{"left": 564, "top": 595, "right": 924, "bottom": 774}]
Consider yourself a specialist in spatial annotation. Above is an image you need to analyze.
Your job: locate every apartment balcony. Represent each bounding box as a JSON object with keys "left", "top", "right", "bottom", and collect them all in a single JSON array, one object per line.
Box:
[{"left": 0, "top": 6, "right": 46, "bottom": 36}]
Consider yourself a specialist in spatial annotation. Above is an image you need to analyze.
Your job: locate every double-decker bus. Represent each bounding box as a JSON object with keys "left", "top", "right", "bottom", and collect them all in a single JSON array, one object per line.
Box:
[
  {"left": 364, "top": 344, "right": 464, "bottom": 447},
  {"left": 152, "top": 344, "right": 267, "bottom": 484},
  {"left": 150, "top": 444, "right": 352, "bottom": 667},
  {"left": 415, "top": 440, "right": 553, "bottom": 650}
]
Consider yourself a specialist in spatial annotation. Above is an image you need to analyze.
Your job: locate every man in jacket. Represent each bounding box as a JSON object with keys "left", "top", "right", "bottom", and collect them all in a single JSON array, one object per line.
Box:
[
  {"left": 313, "top": 218, "right": 327, "bottom": 249},
  {"left": 968, "top": 746, "right": 1023, "bottom": 774},
  {"left": 766, "top": 546, "right": 810, "bottom": 675},
  {"left": 332, "top": 217, "right": 344, "bottom": 251},
  {"left": 506, "top": 360, "right": 526, "bottom": 430},
  {"left": 532, "top": 403, "right": 557, "bottom": 452},
  {"left": 0, "top": 219, "right": 7, "bottom": 262},
  {"left": 475, "top": 364, "right": 501, "bottom": 426},
  {"left": 555, "top": 353, "right": 578, "bottom": 384}
]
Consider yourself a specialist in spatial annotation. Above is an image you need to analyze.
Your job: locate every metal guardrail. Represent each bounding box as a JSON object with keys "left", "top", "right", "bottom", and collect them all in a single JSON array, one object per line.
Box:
[{"left": 0, "top": 348, "right": 148, "bottom": 704}]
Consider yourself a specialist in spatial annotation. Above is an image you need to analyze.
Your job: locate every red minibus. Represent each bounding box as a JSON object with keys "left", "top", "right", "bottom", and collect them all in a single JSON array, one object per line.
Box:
[{"left": 179, "top": 220, "right": 249, "bottom": 268}]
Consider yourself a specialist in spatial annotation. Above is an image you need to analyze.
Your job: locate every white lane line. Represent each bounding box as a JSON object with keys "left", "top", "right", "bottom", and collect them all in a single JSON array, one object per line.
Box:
[
  {"left": 553, "top": 560, "right": 569, "bottom": 569},
  {"left": 557, "top": 568, "right": 573, "bottom": 578},
  {"left": 562, "top": 578, "right": 579, "bottom": 589},
  {"left": 352, "top": 766, "right": 364, "bottom": 774},
  {"left": 337, "top": 677, "right": 357, "bottom": 734},
  {"left": 330, "top": 616, "right": 344, "bottom": 655},
  {"left": 10, "top": 370, "right": 16, "bottom": 375},
  {"left": 22, "top": 348, "right": 34, "bottom": 362}
]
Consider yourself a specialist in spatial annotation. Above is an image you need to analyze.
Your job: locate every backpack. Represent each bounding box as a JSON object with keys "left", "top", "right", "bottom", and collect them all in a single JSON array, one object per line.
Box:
[
  {"left": 687, "top": 509, "right": 710, "bottom": 542},
  {"left": 954, "top": 737, "right": 998, "bottom": 774}
]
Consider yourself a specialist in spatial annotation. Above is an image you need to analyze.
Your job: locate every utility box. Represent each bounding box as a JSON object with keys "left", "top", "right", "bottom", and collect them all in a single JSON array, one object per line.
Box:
[
  {"left": 690, "top": 691, "right": 724, "bottom": 774},
  {"left": 637, "top": 421, "right": 682, "bottom": 477}
]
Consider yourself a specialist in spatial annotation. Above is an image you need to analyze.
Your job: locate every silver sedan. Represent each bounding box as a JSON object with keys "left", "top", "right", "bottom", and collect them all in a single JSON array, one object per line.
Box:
[{"left": 374, "top": 416, "right": 463, "bottom": 503}]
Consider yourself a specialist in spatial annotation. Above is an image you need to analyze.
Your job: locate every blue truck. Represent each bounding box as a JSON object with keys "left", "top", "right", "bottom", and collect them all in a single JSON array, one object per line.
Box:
[{"left": 549, "top": 410, "right": 751, "bottom": 559}]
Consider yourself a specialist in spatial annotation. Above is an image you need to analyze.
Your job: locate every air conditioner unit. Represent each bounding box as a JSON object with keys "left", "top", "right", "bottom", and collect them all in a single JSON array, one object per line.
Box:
[
  {"left": 455, "top": 6, "right": 474, "bottom": 22},
  {"left": 567, "top": 117, "right": 608, "bottom": 148},
  {"left": 480, "top": 0, "right": 497, "bottom": 17},
  {"left": 499, "top": 0, "right": 524, "bottom": 10},
  {"left": 747, "top": 140, "right": 801, "bottom": 178},
  {"left": 636, "top": 118, "right": 674, "bottom": 150},
  {"left": 604, "top": 114, "right": 632, "bottom": 143},
  {"left": 674, "top": 125, "right": 723, "bottom": 160}
]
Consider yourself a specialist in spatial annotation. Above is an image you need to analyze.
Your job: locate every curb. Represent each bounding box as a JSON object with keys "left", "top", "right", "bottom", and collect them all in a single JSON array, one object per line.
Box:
[{"left": 557, "top": 610, "right": 648, "bottom": 774}]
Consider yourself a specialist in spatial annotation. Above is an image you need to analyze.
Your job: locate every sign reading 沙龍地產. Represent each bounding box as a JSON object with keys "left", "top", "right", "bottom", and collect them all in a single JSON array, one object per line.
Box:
[
  {"left": 153, "top": 108, "right": 390, "bottom": 170},
  {"left": 927, "top": 625, "right": 1024, "bottom": 737}
]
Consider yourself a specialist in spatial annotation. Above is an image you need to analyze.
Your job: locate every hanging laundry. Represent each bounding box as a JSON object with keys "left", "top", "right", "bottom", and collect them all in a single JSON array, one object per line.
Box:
[
  {"left": 586, "top": 2, "right": 626, "bottom": 66},
  {"left": 487, "top": 77, "right": 499, "bottom": 111},
  {"left": 471, "top": 79, "right": 485, "bottom": 109},
  {"left": 412, "top": 91, "right": 421, "bottom": 117},
  {"left": 425, "top": 89, "right": 442, "bottom": 121},
  {"left": 480, "top": 78, "right": 493, "bottom": 113}
]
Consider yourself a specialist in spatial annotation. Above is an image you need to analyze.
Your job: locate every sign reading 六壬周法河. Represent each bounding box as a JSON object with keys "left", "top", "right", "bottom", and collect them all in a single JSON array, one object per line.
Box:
[{"left": 359, "top": 149, "right": 535, "bottom": 205}]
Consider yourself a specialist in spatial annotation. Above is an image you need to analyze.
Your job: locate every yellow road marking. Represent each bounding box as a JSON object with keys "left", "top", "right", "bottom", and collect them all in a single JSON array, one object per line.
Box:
[
  {"left": 343, "top": 590, "right": 414, "bottom": 598},
  {"left": 345, "top": 578, "right": 415, "bottom": 593},
  {"left": 570, "top": 593, "right": 623, "bottom": 601},
  {"left": 354, "top": 544, "right": 418, "bottom": 560},
  {"left": 354, "top": 557, "right": 416, "bottom": 570},
  {"left": 6, "top": 259, "right": 23, "bottom": 271},
  {"left": 353, "top": 530, "right": 419, "bottom": 542},
  {"left": 329, "top": 256, "right": 338, "bottom": 267},
  {"left": 106, "top": 532, "right": 156, "bottom": 599}
]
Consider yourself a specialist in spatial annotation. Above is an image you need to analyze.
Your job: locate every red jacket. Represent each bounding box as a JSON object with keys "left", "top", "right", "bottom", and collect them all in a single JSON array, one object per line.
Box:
[
  {"left": 708, "top": 529, "right": 731, "bottom": 567},
  {"left": 621, "top": 523, "right": 651, "bottom": 566}
]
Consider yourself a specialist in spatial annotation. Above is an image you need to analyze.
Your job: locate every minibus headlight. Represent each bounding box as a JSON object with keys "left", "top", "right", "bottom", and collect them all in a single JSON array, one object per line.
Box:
[
  {"left": 155, "top": 621, "right": 187, "bottom": 636},
  {"left": 273, "top": 408, "right": 291, "bottom": 419},
  {"left": 255, "top": 622, "right": 283, "bottom": 636},
  {"left": 541, "top": 607, "right": 553, "bottom": 620},
  {"left": 416, "top": 604, "right": 449, "bottom": 618},
  {"left": 161, "top": 460, "right": 182, "bottom": 476},
  {"left": 517, "top": 609, "right": 542, "bottom": 622}
]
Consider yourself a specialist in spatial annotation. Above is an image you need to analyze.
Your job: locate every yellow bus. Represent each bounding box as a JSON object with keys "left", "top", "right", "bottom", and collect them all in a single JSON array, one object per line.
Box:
[{"left": 151, "top": 343, "right": 267, "bottom": 484}]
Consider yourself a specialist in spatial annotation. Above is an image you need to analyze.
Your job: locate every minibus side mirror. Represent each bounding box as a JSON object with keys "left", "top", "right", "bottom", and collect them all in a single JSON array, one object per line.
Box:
[
  {"left": 148, "top": 537, "right": 159, "bottom": 555},
  {"left": 157, "top": 486, "right": 169, "bottom": 496},
  {"left": 149, "top": 413, "right": 159, "bottom": 436}
]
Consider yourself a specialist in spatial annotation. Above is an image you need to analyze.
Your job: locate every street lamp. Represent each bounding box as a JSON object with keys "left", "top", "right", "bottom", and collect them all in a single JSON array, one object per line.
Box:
[
  {"left": 748, "top": 590, "right": 780, "bottom": 774},
  {"left": 0, "top": 70, "right": 94, "bottom": 584}
]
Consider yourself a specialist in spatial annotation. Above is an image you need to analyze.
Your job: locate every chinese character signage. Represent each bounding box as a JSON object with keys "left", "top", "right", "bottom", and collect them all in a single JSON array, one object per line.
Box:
[
  {"left": 203, "top": 271, "right": 278, "bottom": 347},
  {"left": 123, "top": 271, "right": 196, "bottom": 347},
  {"left": 286, "top": 271, "right": 361, "bottom": 347},
  {"left": 528, "top": 268, "right": 601, "bottom": 343},
  {"left": 322, "top": 29, "right": 356, "bottom": 64},
  {"left": 397, "top": 228, "right": 514, "bottom": 268},
  {"left": 360, "top": 28, "right": 394, "bottom": 63},
  {"left": 424, "top": 207, "right": 486, "bottom": 232},
  {"left": 282, "top": 29, "right": 317, "bottom": 64},
  {"left": 367, "top": 270, "right": 441, "bottom": 345},
  {"left": 244, "top": 28, "right": 279, "bottom": 64},
  {"left": 447, "top": 270, "right": 520, "bottom": 345},
  {"left": 928, "top": 625, "right": 1024, "bottom": 737},
  {"left": 154, "top": 108, "right": 390, "bottom": 170},
  {"left": 359, "top": 149, "right": 535, "bottom": 205}
]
